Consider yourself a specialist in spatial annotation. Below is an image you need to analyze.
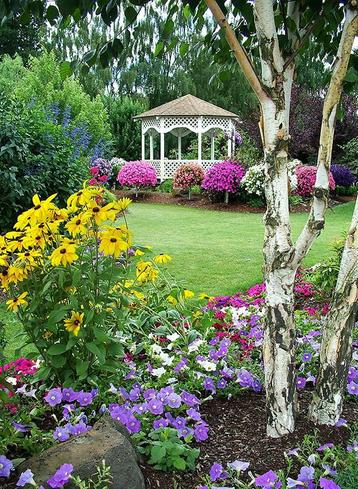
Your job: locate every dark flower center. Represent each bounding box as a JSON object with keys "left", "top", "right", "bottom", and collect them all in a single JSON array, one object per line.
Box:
[
  {"left": 93, "top": 207, "right": 100, "bottom": 213},
  {"left": 74, "top": 319, "right": 80, "bottom": 325},
  {"left": 75, "top": 220, "right": 81, "bottom": 225},
  {"left": 110, "top": 238, "right": 117, "bottom": 243},
  {"left": 34, "top": 205, "right": 41, "bottom": 210},
  {"left": 60, "top": 248, "right": 67, "bottom": 254}
]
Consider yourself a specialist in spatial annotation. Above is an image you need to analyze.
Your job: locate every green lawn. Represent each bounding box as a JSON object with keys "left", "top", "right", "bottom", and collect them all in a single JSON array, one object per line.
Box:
[{"left": 129, "top": 201, "right": 355, "bottom": 296}]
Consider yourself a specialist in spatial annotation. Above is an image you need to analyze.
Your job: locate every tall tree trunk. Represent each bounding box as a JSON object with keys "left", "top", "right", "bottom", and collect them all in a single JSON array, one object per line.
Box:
[
  {"left": 255, "top": 0, "right": 297, "bottom": 437},
  {"left": 309, "top": 197, "right": 358, "bottom": 424}
]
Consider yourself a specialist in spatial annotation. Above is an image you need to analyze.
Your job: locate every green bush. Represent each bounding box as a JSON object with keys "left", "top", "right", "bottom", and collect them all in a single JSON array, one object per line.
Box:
[
  {"left": 104, "top": 95, "right": 147, "bottom": 161},
  {"left": 307, "top": 238, "right": 345, "bottom": 293},
  {"left": 340, "top": 137, "right": 358, "bottom": 178},
  {"left": 334, "top": 184, "right": 357, "bottom": 196}
]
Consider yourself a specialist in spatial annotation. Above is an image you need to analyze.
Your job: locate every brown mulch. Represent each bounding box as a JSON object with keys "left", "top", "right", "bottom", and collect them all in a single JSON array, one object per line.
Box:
[
  {"left": 115, "top": 190, "right": 312, "bottom": 214},
  {"left": 142, "top": 392, "right": 358, "bottom": 489}
]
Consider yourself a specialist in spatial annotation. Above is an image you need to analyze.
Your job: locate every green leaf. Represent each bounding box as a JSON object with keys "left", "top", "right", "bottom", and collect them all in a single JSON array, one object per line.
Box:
[
  {"left": 179, "top": 42, "right": 189, "bottom": 57},
  {"left": 183, "top": 5, "right": 191, "bottom": 19},
  {"left": 150, "top": 445, "right": 166, "bottom": 463},
  {"left": 125, "top": 6, "right": 138, "bottom": 23},
  {"left": 51, "top": 355, "right": 66, "bottom": 368},
  {"left": 47, "top": 343, "right": 68, "bottom": 355},
  {"left": 93, "top": 327, "right": 108, "bottom": 342},
  {"left": 76, "top": 360, "right": 89, "bottom": 377},
  {"left": 172, "top": 457, "right": 186, "bottom": 470},
  {"left": 86, "top": 342, "right": 106, "bottom": 363},
  {"left": 59, "top": 61, "right": 72, "bottom": 80},
  {"left": 154, "top": 41, "right": 164, "bottom": 57},
  {"left": 47, "top": 305, "right": 68, "bottom": 324}
]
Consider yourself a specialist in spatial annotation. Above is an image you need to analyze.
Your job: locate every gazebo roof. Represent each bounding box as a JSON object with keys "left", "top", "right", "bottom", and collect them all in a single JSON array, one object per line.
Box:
[{"left": 134, "top": 94, "right": 239, "bottom": 119}]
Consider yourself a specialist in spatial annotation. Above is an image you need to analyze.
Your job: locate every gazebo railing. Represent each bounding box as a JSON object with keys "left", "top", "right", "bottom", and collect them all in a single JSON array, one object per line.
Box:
[{"left": 145, "top": 159, "right": 222, "bottom": 181}]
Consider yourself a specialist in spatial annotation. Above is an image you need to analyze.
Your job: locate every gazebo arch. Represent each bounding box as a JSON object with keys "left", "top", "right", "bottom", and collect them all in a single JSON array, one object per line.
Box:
[{"left": 133, "top": 94, "right": 240, "bottom": 181}]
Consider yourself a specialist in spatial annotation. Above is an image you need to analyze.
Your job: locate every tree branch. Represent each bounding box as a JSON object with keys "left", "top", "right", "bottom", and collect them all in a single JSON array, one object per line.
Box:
[
  {"left": 283, "top": 15, "right": 323, "bottom": 70},
  {"left": 204, "top": 0, "right": 269, "bottom": 102},
  {"left": 293, "top": 6, "right": 358, "bottom": 267}
]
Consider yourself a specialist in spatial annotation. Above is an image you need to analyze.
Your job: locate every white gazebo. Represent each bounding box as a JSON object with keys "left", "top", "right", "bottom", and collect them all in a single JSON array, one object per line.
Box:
[{"left": 133, "top": 94, "right": 240, "bottom": 180}]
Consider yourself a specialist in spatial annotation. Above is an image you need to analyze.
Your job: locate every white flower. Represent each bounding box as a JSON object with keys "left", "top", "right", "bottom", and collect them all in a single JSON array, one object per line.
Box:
[
  {"left": 188, "top": 339, "right": 204, "bottom": 353},
  {"left": 197, "top": 359, "right": 217, "bottom": 371},
  {"left": 6, "top": 377, "right": 17, "bottom": 385},
  {"left": 151, "top": 367, "right": 166, "bottom": 377},
  {"left": 159, "top": 352, "right": 174, "bottom": 366},
  {"left": 167, "top": 333, "right": 180, "bottom": 342},
  {"left": 166, "top": 378, "right": 178, "bottom": 384},
  {"left": 151, "top": 344, "right": 163, "bottom": 355}
]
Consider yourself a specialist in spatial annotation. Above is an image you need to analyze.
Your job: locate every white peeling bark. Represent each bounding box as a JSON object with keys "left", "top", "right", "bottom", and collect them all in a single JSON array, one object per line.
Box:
[
  {"left": 254, "top": 0, "right": 297, "bottom": 437},
  {"left": 309, "top": 196, "right": 358, "bottom": 424},
  {"left": 293, "top": 6, "right": 358, "bottom": 267}
]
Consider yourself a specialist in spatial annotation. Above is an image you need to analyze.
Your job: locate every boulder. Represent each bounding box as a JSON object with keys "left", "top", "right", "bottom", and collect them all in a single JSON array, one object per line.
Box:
[{"left": 21, "top": 415, "right": 146, "bottom": 489}]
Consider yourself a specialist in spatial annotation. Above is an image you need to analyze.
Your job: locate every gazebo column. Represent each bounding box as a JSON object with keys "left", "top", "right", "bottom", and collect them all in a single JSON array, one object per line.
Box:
[
  {"left": 149, "top": 134, "right": 154, "bottom": 160},
  {"left": 198, "top": 116, "right": 202, "bottom": 164},
  {"left": 160, "top": 118, "right": 165, "bottom": 181},
  {"left": 210, "top": 131, "right": 215, "bottom": 161},
  {"left": 178, "top": 135, "right": 182, "bottom": 160},
  {"left": 141, "top": 129, "right": 145, "bottom": 160},
  {"left": 227, "top": 131, "right": 232, "bottom": 159}
]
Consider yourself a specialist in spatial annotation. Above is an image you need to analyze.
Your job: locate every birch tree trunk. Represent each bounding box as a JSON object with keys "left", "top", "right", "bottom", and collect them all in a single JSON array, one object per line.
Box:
[
  {"left": 309, "top": 197, "right": 358, "bottom": 424},
  {"left": 254, "top": 0, "right": 298, "bottom": 437}
]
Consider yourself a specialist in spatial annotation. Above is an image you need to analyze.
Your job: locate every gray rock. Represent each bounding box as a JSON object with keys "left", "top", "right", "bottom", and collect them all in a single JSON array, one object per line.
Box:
[{"left": 21, "top": 415, "right": 146, "bottom": 489}]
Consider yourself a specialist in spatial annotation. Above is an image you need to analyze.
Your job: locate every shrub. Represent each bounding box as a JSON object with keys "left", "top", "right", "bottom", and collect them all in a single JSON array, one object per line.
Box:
[
  {"left": 157, "top": 179, "right": 173, "bottom": 193},
  {"left": 295, "top": 165, "right": 335, "bottom": 197},
  {"left": 241, "top": 163, "right": 265, "bottom": 197},
  {"left": 173, "top": 163, "right": 205, "bottom": 199},
  {"left": 340, "top": 137, "right": 358, "bottom": 178},
  {"left": 202, "top": 161, "right": 245, "bottom": 203},
  {"left": 330, "top": 164, "right": 356, "bottom": 188},
  {"left": 117, "top": 161, "right": 157, "bottom": 194}
]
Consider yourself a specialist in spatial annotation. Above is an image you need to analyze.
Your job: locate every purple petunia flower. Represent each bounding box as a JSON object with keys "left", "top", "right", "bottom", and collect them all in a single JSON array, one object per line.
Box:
[
  {"left": 53, "top": 427, "right": 70, "bottom": 442},
  {"left": 143, "top": 388, "right": 157, "bottom": 400},
  {"left": 126, "top": 415, "right": 141, "bottom": 433},
  {"left": 298, "top": 466, "right": 314, "bottom": 483},
  {"left": 62, "top": 388, "right": 77, "bottom": 403},
  {"left": 317, "top": 443, "right": 334, "bottom": 452},
  {"left": 255, "top": 470, "right": 279, "bottom": 488},
  {"left": 153, "top": 418, "right": 169, "bottom": 430},
  {"left": 228, "top": 460, "right": 250, "bottom": 472},
  {"left": 347, "top": 380, "right": 358, "bottom": 396},
  {"left": 237, "top": 369, "right": 255, "bottom": 389},
  {"left": 16, "top": 469, "right": 34, "bottom": 487},
  {"left": 186, "top": 408, "right": 201, "bottom": 421},
  {"left": 147, "top": 399, "right": 164, "bottom": 415},
  {"left": 335, "top": 418, "right": 347, "bottom": 427},
  {"left": 178, "top": 426, "right": 194, "bottom": 438},
  {"left": 0, "top": 455, "right": 13, "bottom": 478},
  {"left": 67, "top": 422, "right": 89, "bottom": 437},
  {"left": 347, "top": 366, "right": 357, "bottom": 382},
  {"left": 165, "top": 393, "right": 182, "bottom": 409},
  {"left": 217, "top": 378, "right": 228, "bottom": 389},
  {"left": 76, "top": 391, "right": 93, "bottom": 406},
  {"left": 296, "top": 377, "right": 307, "bottom": 390},
  {"left": 319, "top": 478, "right": 341, "bottom": 489},
  {"left": 172, "top": 416, "right": 187, "bottom": 429},
  {"left": 180, "top": 390, "right": 200, "bottom": 407},
  {"left": 203, "top": 377, "right": 216, "bottom": 393},
  {"left": 210, "top": 463, "right": 224, "bottom": 482},
  {"left": 45, "top": 388, "right": 62, "bottom": 406},
  {"left": 322, "top": 465, "right": 337, "bottom": 476},
  {"left": 302, "top": 352, "right": 313, "bottom": 362},
  {"left": 47, "top": 463, "right": 73, "bottom": 488},
  {"left": 12, "top": 422, "right": 28, "bottom": 433},
  {"left": 194, "top": 422, "right": 209, "bottom": 442}
]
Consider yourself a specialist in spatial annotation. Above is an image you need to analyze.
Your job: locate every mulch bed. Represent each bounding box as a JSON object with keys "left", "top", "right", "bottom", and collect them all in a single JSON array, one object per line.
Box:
[
  {"left": 115, "top": 190, "right": 354, "bottom": 214},
  {"left": 142, "top": 392, "right": 357, "bottom": 489}
]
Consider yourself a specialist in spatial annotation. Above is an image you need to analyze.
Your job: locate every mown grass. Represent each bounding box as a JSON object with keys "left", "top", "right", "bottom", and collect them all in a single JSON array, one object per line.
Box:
[{"left": 2, "top": 200, "right": 354, "bottom": 360}]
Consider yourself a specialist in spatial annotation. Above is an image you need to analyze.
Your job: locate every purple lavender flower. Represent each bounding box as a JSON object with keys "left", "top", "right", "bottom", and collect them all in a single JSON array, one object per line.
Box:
[
  {"left": 194, "top": 422, "right": 209, "bottom": 442},
  {"left": 16, "top": 469, "right": 34, "bottom": 487},
  {"left": 76, "top": 391, "right": 93, "bottom": 407},
  {"left": 0, "top": 455, "right": 13, "bottom": 478},
  {"left": 53, "top": 427, "right": 70, "bottom": 442},
  {"left": 147, "top": 399, "right": 164, "bottom": 415},
  {"left": 210, "top": 463, "right": 224, "bottom": 482},
  {"left": 45, "top": 388, "right": 62, "bottom": 406},
  {"left": 47, "top": 464, "right": 73, "bottom": 488}
]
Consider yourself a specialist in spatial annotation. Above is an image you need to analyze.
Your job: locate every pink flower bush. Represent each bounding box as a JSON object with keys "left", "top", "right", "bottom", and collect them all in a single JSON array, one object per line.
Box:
[
  {"left": 117, "top": 161, "right": 157, "bottom": 188},
  {"left": 201, "top": 160, "right": 245, "bottom": 194},
  {"left": 295, "top": 165, "right": 335, "bottom": 197},
  {"left": 173, "top": 163, "right": 205, "bottom": 191}
]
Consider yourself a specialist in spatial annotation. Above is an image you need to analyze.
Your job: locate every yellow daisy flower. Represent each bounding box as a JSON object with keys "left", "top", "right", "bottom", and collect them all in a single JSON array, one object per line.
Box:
[
  {"left": 154, "top": 253, "right": 172, "bottom": 265},
  {"left": 8, "top": 265, "right": 28, "bottom": 283},
  {"left": 6, "top": 292, "right": 28, "bottom": 312},
  {"left": 50, "top": 241, "right": 79, "bottom": 267},
  {"left": 27, "top": 193, "right": 57, "bottom": 225},
  {"left": 135, "top": 249, "right": 145, "bottom": 256},
  {"left": 183, "top": 289, "right": 195, "bottom": 299},
  {"left": 16, "top": 250, "right": 42, "bottom": 266},
  {"left": 67, "top": 186, "right": 102, "bottom": 211},
  {"left": 0, "top": 255, "right": 8, "bottom": 267},
  {"left": 136, "top": 261, "right": 159, "bottom": 283},
  {"left": 65, "top": 214, "right": 89, "bottom": 237},
  {"left": 0, "top": 268, "right": 10, "bottom": 289},
  {"left": 131, "top": 289, "right": 145, "bottom": 300},
  {"left": 99, "top": 227, "right": 130, "bottom": 257},
  {"left": 167, "top": 295, "right": 178, "bottom": 305},
  {"left": 84, "top": 201, "right": 117, "bottom": 226},
  {"left": 115, "top": 197, "right": 132, "bottom": 212},
  {"left": 64, "top": 311, "right": 84, "bottom": 336}
]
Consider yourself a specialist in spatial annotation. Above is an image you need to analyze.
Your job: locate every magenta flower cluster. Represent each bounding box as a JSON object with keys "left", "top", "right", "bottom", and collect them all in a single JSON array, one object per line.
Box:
[
  {"left": 173, "top": 163, "right": 205, "bottom": 190},
  {"left": 295, "top": 165, "right": 336, "bottom": 197},
  {"left": 117, "top": 161, "right": 157, "bottom": 188},
  {"left": 202, "top": 161, "right": 245, "bottom": 194}
]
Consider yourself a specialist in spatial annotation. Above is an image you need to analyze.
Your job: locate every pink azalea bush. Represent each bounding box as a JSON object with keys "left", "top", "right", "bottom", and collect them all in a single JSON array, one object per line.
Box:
[
  {"left": 117, "top": 161, "right": 157, "bottom": 188},
  {"left": 295, "top": 165, "right": 336, "bottom": 197},
  {"left": 201, "top": 160, "right": 245, "bottom": 194},
  {"left": 173, "top": 163, "right": 205, "bottom": 191}
]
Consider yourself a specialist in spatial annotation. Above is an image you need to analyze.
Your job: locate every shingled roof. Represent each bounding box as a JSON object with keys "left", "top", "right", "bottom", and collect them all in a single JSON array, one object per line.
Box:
[{"left": 134, "top": 94, "right": 239, "bottom": 119}]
